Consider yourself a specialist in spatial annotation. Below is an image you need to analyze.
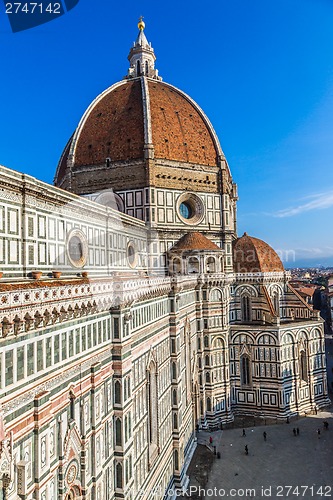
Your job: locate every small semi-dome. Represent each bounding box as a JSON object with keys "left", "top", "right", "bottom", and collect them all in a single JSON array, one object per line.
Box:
[
  {"left": 233, "top": 233, "right": 284, "bottom": 273},
  {"left": 170, "top": 232, "right": 221, "bottom": 252}
]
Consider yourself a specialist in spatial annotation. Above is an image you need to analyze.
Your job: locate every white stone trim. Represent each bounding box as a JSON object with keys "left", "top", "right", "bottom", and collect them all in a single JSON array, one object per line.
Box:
[{"left": 140, "top": 76, "right": 153, "bottom": 145}]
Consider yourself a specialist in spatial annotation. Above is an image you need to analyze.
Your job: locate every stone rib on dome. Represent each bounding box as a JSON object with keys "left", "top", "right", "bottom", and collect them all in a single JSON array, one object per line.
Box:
[
  {"left": 233, "top": 233, "right": 284, "bottom": 273},
  {"left": 171, "top": 232, "right": 221, "bottom": 251}
]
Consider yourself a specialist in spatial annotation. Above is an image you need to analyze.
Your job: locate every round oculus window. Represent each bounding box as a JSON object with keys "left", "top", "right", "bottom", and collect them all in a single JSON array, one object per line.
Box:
[
  {"left": 67, "top": 230, "right": 88, "bottom": 268},
  {"left": 177, "top": 193, "right": 204, "bottom": 225},
  {"left": 127, "top": 241, "right": 138, "bottom": 268}
]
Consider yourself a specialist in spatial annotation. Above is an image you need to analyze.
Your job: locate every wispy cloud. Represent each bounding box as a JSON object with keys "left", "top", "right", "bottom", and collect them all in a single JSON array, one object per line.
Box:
[{"left": 274, "top": 190, "right": 333, "bottom": 217}]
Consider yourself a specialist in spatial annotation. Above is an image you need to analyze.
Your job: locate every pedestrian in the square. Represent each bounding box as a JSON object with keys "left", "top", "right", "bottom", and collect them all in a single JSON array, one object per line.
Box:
[
  {"left": 245, "top": 445, "right": 248, "bottom": 455},
  {"left": 242, "top": 429, "right": 246, "bottom": 437},
  {"left": 293, "top": 428, "right": 296, "bottom": 436},
  {"left": 263, "top": 431, "right": 267, "bottom": 441},
  {"left": 296, "top": 428, "right": 299, "bottom": 435},
  {"left": 317, "top": 428, "right": 321, "bottom": 438},
  {"left": 209, "top": 436, "right": 213, "bottom": 444}
]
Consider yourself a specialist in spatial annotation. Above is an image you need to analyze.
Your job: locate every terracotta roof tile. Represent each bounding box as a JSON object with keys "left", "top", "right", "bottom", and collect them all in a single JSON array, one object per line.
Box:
[
  {"left": 233, "top": 233, "right": 284, "bottom": 273},
  {"left": 148, "top": 81, "right": 218, "bottom": 166},
  {"left": 75, "top": 80, "right": 144, "bottom": 166}
]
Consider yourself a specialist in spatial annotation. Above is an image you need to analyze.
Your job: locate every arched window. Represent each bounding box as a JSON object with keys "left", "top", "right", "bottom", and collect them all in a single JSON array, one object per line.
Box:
[
  {"left": 69, "top": 391, "right": 75, "bottom": 420},
  {"left": 273, "top": 292, "right": 280, "bottom": 316},
  {"left": 241, "top": 295, "right": 251, "bottom": 322},
  {"left": 114, "top": 380, "right": 121, "bottom": 404},
  {"left": 115, "top": 418, "right": 122, "bottom": 446},
  {"left": 205, "top": 372, "right": 210, "bottom": 383},
  {"left": 145, "top": 60, "right": 149, "bottom": 75},
  {"left": 188, "top": 257, "right": 199, "bottom": 274},
  {"left": 174, "top": 450, "right": 179, "bottom": 470},
  {"left": 172, "top": 258, "right": 182, "bottom": 274},
  {"left": 116, "top": 462, "right": 123, "bottom": 489},
  {"left": 206, "top": 397, "right": 212, "bottom": 411},
  {"left": 300, "top": 350, "right": 308, "bottom": 382},
  {"left": 173, "top": 389, "right": 177, "bottom": 406},
  {"left": 147, "top": 362, "right": 158, "bottom": 446},
  {"left": 206, "top": 257, "right": 216, "bottom": 273},
  {"left": 213, "top": 338, "right": 225, "bottom": 381},
  {"left": 210, "top": 289, "right": 222, "bottom": 302},
  {"left": 137, "top": 60, "right": 141, "bottom": 76},
  {"left": 241, "top": 355, "right": 251, "bottom": 386},
  {"left": 173, "top": 413, "right": 178, "bottom": 429},
  {"left": 185, "top": 326, "right": 192, "bottom": 402},
  {"left": 172, "top": 362, "right": 177, "bottom": 380},
  {"left": 205, "top": 355, "right": 210, "bottom": 366}
]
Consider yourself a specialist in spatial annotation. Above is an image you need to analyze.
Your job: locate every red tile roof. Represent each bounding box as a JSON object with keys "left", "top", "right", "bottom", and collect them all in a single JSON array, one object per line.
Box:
[
  {"left": 171, "top": 232, "right": 221, "bottom": 251},
  {"left": 148, "top": 81, "right": 217, "bottom": 165},
  {"left": 233, "top": 233, "right": 284, "bottom": 273}
]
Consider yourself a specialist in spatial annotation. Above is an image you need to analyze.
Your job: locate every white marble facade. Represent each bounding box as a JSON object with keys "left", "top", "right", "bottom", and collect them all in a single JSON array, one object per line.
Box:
[{"left": 0, "top": 22, "right": 330, "bottom": 500}]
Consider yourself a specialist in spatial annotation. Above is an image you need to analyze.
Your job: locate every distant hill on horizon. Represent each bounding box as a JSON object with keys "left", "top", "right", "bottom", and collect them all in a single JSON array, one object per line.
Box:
[{"left": 284, "top": 257, "right": 333, "bottom": 269}]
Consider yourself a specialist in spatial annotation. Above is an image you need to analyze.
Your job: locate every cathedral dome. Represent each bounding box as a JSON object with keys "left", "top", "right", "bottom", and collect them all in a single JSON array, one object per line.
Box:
[
  {"left": 233, "top": 233, "right": 284, "bottom": 273},
  {"left": 54, "top": 23, "right": 225, "bottom": 195}
]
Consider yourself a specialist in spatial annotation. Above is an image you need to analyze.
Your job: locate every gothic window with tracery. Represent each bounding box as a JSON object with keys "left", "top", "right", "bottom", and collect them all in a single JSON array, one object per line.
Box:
[
  {"left": 114, "top": 380, "right": 121, "bottom": 404},
  {"left": 147, "top": 361, "right": 158, "bottom": 446},
  {"left": 241, "top": 355, "right": 251, "bottom": 385},
  {"left": 184, "top": 325, "right": 192, "bottom": 403},
  {"left": 273, "top": 292, "right": 280, "bottom": 316},
  {"left": 115, "top": 418, "right": 122, "bottom": 446},
  {"left": 241, "top": 295, "right": 251, "bottom": 322},
  {"left": 116, "top": 462, "right": 123, "bottom": 489},
  {"left": 300, "top": 350, "right": 308, "bottom": 382}
]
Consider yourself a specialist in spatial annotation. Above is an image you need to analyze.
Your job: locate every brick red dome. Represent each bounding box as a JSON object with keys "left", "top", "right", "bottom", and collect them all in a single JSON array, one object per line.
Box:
[
  {"left": 54, "top": 77, "right": 223, "bottom": 194},
  {"left": 233, "top": 233, "right": 284, "bottom": 273}
]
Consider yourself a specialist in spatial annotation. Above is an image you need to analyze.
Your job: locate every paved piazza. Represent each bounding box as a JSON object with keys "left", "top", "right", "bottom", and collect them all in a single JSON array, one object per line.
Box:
[{"left": 188, "top": 405, "right": 333, "bottom": 500}]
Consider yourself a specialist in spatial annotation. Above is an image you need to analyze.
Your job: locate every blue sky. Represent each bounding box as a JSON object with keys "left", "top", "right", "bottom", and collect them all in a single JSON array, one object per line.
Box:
[{"left": 0, "top": 0, "right": 332, "bottom": 267}]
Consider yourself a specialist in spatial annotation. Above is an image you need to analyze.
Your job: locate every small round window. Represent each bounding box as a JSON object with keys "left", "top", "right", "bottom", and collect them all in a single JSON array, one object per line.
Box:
[
  {"left": 127, "top": 242, "right": 138, "bottom": 268},
  {"left": 177, "top": 193, "right": 204, "bottom": 225},
  {"left": 67, "top": 230, "right": 88, "bottom": 268}
]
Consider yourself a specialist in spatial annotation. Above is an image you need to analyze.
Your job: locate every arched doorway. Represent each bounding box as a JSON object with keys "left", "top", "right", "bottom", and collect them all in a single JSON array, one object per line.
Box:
[
  {"left": 65, "top": 489, "right": 76, "bottom": 500},
  {"left": 65, "top": 485, "right": 81, "bottom": 499}
]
